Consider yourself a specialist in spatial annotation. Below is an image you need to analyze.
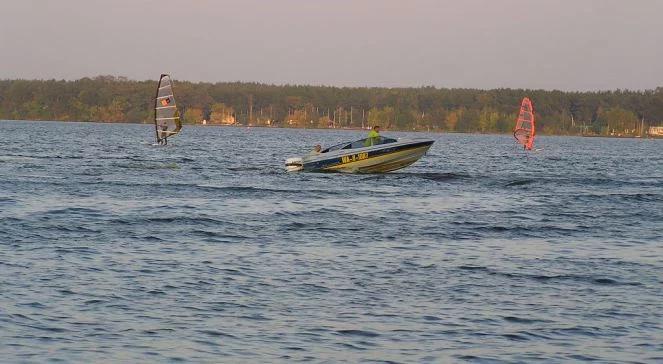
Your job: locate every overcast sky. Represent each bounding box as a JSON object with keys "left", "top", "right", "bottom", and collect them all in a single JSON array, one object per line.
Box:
[{"left": 1, "top": 0, "right": 661, "bottom": 90}]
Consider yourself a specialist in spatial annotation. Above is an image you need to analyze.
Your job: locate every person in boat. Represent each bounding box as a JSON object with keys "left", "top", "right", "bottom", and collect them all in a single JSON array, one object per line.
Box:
[
  {"left": 523, "top": 135, "right": 531, "bottom": 150},
  {"left": 159, "top": 123, "right": 169, "bottom": 145},
  {"left": 365, "top": 125, "right": 381, "bottom": 146},
  {"left": 309, "top": 144, "right": 322, "bottom": 155}
]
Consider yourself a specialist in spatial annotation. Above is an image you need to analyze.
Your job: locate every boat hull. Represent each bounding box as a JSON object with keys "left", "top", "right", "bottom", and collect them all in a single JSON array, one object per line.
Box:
[
  {"left": 323, "top": 143, "right": 432, "bottom": 173},
  {"left": 290, "top": 139, "right": 434, "bottom": 173}
]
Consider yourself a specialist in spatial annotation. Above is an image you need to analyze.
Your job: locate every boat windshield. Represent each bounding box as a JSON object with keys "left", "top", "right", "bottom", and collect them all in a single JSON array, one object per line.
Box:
[{"left": 322, "top": 136, "right": 397, "bottom": 153}]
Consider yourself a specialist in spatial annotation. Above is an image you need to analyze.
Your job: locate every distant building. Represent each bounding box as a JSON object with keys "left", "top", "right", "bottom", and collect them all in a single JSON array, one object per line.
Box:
[
  {"left": 648, "top": 126, "right": 663, "bottom": 136},
  {"left": 219, "top": 116, "right": 236, "bottom": 125}
]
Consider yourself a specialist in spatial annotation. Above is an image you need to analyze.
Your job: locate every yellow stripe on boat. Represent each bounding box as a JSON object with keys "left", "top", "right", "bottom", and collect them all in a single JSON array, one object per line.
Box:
[{"left": 324, "top": 144, "right": 431, "bottom": 173}]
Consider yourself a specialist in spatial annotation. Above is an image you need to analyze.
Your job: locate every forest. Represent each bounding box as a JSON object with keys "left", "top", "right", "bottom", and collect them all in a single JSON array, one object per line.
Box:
[{"left": 1, "top": 76, "right": 662, "bottom": 136}]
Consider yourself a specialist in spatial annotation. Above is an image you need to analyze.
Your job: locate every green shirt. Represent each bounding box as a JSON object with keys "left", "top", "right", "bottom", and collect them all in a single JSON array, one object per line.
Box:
[{"left": 365, "top": 130, "right": 380, "bottom": 146}]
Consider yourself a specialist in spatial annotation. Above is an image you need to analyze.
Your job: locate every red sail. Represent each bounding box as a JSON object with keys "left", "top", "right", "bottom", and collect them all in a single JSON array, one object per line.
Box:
[{"left": 513, "top": 97, "right": 535, "bottom": 150}]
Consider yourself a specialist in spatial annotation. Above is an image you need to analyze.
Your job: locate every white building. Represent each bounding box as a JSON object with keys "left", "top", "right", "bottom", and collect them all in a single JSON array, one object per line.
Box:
[{"left": 648, "top": 126, "right": 663, "bottom": 136}]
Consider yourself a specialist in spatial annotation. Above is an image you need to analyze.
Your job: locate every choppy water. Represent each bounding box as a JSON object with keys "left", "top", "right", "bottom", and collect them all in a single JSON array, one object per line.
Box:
[{"left": 1, "top": 120, "right": 661, "bottom": 363}]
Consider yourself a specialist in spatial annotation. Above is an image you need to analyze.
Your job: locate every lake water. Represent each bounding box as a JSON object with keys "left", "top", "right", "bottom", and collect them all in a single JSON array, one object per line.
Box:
[{"left": 1, "top": 120, "right": 661, "bottom": 363}]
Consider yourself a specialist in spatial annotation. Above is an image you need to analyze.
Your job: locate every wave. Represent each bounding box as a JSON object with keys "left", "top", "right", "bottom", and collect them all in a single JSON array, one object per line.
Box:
[
  {"left": 0, "top": 197, "right": 17, "bottom": 206},
  {"left": 457, "top": 265, "right": 644, "bottom": 286},
  {"left": 505, "top": 179, "right": 535, "bottom": 187},
  {"left": 11, "top": 174, "right": 67, "bottom": 180},
  {"left": 503, "top": 316, "right": 550, "bottom": 324},
  {"left": 574, "top": 192, "right": 662, "bottom": 202},
  {"left": 197, "top": 330, "right": 237, "bottom": 339},
  {"left": 0, "top": 155, "right": 40, "bottom": 162},
  {"left": 226, "top": 166, "right": 265, "bottom": 172},
  {"left": 112, "top": 162, "right": 180, "bottom": 170},
  {"left": 43, "top": 207, "right": 104, "bottom": 216},
  {"left": 0, "top": 154, "right": 84, "bottom": 161},
  {"left": 196, "top": 184, "right": 339, "bottom": 196},
  {"left": 359, "top": 172, "right": 472, "bottom": 182},
  {"left": 109, "top": 216, "right": 227, "bottom": 226},
  {"left": 196, "top": 185, "right": 288, "bottom": 193},
  {"left": 336, "top": 329, "right": 381, "bottom": 338}
]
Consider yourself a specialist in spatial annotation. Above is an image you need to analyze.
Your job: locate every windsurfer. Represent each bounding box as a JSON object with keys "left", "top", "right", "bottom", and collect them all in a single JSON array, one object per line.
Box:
[
  {"left": 514, "top": 97, "right": 535, "bottom": 151},
  {"left": 153, "top": 74, "right": 182, "bottom": 145},
  {"left": 159, "top": 124, "right": 169, "bottom": 145},
  {"left": 365, "top": 125, "right": 381, "bottom": 146}
]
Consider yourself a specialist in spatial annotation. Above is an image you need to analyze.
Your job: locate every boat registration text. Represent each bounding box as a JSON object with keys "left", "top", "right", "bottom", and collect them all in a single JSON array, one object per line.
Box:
[{"left": 341, "top": 152, "right": 369, "bottom": 164}]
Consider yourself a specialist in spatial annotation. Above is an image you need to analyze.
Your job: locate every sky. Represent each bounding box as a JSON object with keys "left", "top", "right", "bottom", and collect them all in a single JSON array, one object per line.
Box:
[{"left": 1, "top": 0, "right": 662, "bottom": 91}]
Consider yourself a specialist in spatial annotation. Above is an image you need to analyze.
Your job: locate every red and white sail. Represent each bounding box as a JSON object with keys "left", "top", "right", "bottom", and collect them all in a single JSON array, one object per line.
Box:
[{"left": 514, "top": 97, "right": 535, "bottom": 150}]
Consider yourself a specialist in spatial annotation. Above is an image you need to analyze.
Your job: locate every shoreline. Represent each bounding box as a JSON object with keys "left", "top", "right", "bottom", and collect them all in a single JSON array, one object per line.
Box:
[{"left": 2, "top": 119, "right": 661, "bottom": 139}]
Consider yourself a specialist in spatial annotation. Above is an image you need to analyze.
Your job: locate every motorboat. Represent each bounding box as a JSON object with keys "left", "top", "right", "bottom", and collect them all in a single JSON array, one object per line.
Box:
[{"left": 285, "top": 136, "right": 434, "bottom": 173}]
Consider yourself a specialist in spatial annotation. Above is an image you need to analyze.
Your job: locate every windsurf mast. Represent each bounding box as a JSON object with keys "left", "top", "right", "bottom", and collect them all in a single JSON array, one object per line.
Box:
[
  {"left": 154, "top": 74, "right": 182, "bottom": 143},
  {"left": 513, "top": 97, "right": 535, "bottom": 150}
]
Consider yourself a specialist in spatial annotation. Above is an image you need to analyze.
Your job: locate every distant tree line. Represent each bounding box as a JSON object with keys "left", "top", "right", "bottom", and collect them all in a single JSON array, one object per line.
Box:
[{"left": 1, "top": 76, "right": 662, "bottom": 135}]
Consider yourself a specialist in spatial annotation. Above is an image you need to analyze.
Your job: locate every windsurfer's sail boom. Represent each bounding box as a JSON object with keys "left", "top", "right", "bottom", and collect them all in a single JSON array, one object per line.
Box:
[
  {"left": 154, "top": 74, "right": 182, "bottom": 144},
  {"left": 514, "top": 97, "right": 535, "bottom": 150}
]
